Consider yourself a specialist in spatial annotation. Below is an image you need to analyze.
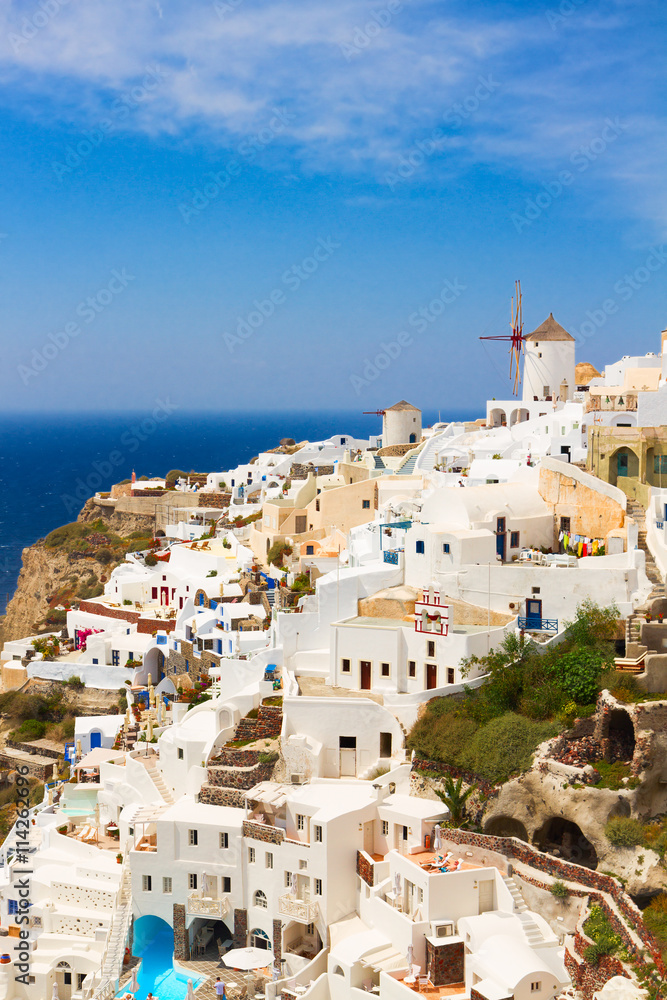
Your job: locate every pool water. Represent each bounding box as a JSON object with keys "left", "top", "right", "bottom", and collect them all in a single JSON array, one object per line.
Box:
[{"left": 120, "top": 918, "right": 204, "bottom": 1000}]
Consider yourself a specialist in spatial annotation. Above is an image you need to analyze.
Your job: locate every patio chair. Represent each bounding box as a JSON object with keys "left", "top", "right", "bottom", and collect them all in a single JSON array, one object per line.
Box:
[{"left": 418, "top": 974, "right": 430, "bottom": 992}]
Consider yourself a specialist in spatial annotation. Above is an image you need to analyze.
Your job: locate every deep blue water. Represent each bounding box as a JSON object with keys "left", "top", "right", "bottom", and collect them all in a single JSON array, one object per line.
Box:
[{"left": 0, "top": 408, "right": 476, "bottom": 614}]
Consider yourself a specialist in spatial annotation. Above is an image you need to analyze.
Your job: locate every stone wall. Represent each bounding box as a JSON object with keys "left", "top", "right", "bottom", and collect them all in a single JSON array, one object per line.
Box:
[
  {"left": 199, "top": 785, "right": 246, "bottom": 808},
  {"left": 244, "top": 821, "right": 285, "bottom": 845},
  {"left": 273, "top": 919, "right": 282, "bottom": 966},
  {"left": 0, "top": 753, "right": 54, "bottom": 781},
  {"left": 173, "top": 903, "right": 189, "bottom": 961},
  {"left": 356, "top": 850, "right": 374, "bottom": 887},
  {"left": 4, "top": 739, "right": 62, "bottom": 759},
  {"left": 426, "top": 940, "right": 464, "bottom": 987},
  {"left": 198, "top": 492, "right": 231, "bottom": 507},
  {"left": 233, "top": 705, "right": 283, "bottom": 742},
  {"left": 131, "top": 489, "right": 168, "bottom": 498},
  {"left": 207, "top": 761, "right": 275, "bottom": 790},
  {"left": 233, "top": 908, "right": 247, "bottom": 948}
]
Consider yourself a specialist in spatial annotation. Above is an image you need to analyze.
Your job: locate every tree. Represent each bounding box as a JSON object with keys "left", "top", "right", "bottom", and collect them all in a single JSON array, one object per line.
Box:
[{"left": 434, "top": 775, "right": 476, "bottom": 827}]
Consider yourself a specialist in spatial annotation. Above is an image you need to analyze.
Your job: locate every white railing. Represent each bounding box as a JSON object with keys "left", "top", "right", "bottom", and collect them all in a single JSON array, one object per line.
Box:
[
  {"left": 90, "top": 846, "right": 133, "bottom": 998},
  {"left": 278, "top": 894, "right": 319, "bottom": 923},
  {"left": 187, "top": 892, "right": 230, "bottom": 918}
]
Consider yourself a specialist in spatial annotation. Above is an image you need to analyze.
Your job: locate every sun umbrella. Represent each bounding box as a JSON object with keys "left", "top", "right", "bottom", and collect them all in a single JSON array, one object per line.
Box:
[
  {"left": 147, "top": 716, "right": 154, "bottom": 742},
  {"left": 222, "top": 947, "right": 274, "bottom": 970},
  {"left": 433, "top": 825, "right": 442, "bottom": 851},
  {"left": 187, "top": 979, "right": 195, "bottom": 999},
  {"left": 130, "top": 966, "right": 139, "bottom": 992},
  {"left": 149, "top": 682, "right": 156, "bottom": 708},
  {"left": 394, "top": 872, "right": 402, "bottom": 895},
  {"left": 52, "top": 984, "right": 59, "bottom": 999},
  {"left": 157, "top": 699, "right": 163, "bottom": 725},
  {"left": 406, "top": 944, "right": 414, "bottom": 970},
  {"left": 76, "top": 739, "right": 82, "bottom": 758}
]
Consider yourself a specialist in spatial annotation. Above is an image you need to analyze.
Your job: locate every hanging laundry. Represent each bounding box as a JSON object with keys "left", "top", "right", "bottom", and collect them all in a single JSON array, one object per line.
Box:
[{"left": 577, "top": 541, "right": 583, "bottom": 558}]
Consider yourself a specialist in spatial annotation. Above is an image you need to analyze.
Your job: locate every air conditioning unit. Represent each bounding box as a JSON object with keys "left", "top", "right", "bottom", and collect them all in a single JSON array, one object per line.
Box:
[
  {"left": 290, "top": 773, "right": 306, "bottom": 784},
  {"left": 430, "top": 921, "right": 454, "bottom": 938}
]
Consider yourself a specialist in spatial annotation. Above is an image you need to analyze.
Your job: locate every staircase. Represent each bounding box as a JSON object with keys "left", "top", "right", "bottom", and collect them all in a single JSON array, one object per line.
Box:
[
  {"left": 373, "top": 455, "right": 386, "bottom": 470},
  {"left": 519, "top": 913, "right": 545, "bottom": 946},
  {"left": 396, "top": 454, "right": 419, "bottom": 476},
  {"left": 627, "top": 498, "right": 664, "bottom": 602},
  {"left": 502, "top": 874, "right": 528, "bottom": 913},
  {"left": 97, "top": 860, "right": 133, "bottom": 993},
  {"left": 141, "top": 754, "right": 175, "bottom": 805},
  {"left": 266, "top": 589, "right": 275, "bottom": 608}
]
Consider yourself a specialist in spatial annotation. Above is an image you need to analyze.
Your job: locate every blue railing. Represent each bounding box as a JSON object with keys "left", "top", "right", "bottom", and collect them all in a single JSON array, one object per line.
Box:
[
  {"left": 518, "top": 617, "right": 558, "bottom": 632},
  {"left": 383, "top": 550, "right": 399, "bottom": 564},
  {"left": 657, "top": 521, "right": 664, "bottom": 529}
]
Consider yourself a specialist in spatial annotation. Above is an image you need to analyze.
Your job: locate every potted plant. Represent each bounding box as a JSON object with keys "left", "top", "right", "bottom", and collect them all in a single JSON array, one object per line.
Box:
[{"left": 116, "top": 852, "right": 123, "bottom": 864}]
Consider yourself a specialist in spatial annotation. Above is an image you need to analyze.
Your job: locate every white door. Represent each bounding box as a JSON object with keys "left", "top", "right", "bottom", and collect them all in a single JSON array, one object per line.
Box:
[
  {"left": 478, "top": 879, "right": 494, "bottom": 913},
  {"left": 339, "top": 749, "right": 356, "bottom": 776},
  {"left": 363, "top": 821, "right": 374, "bottom": 855}
]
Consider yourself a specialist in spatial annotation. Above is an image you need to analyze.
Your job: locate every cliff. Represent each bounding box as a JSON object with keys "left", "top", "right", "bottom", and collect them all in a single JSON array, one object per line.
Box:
[{"left": 1, "top": 498, "right": 156, "bottom": 644}]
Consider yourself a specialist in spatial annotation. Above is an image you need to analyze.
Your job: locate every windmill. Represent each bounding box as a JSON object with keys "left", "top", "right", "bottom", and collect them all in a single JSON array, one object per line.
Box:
[{"left": 480, "top": 280, "right": 525, "bottom": 396}]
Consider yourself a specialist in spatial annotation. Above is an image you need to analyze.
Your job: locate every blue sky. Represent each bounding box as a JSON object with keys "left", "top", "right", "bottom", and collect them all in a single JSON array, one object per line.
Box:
[{"left": 0, "top": 0, "right": 665, "bottom": 414}]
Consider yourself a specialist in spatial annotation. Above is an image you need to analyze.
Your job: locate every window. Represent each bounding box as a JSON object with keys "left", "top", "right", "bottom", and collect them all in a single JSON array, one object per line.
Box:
[
  {"left": 447, "top": 668, "right": 455, "bottom": 684},
  {"left": 416, "top": 540, "right": 425, "bottom": 554},
  {"left": 185, "top": 659, "right": 189, "bottom": 672},
  {"left": 362, "top": 499, "right": 371, "bottom": 509},
  {"left": 152, "top": 587, "right": 158, "bottom": 599},
  {"left": 380, "top": 732, "right": 392, "bottom": 758},
  {"left": 543, "top": 385, "right": 550, "bottom": 397},
  {"left": 188, "top": 829, "right": 198, "bottom": 846},
  {"left": 315, "top": 499, "right": 320, "bottom": 511},
  {"left": 427, "top": 640, "right": 435, "bottom": 658},
  {"left": 306, "top": 545, "right": 314, "bottom": 555},
  {"left": 285, "top": 872, "right": 292, "bottom": 888},
  {"left": 189, "top": 874, "right": 197, "bottom": 890},
  {"left": 178, "top": 748, "right": 184, "bottom": 760},
  {"left": 315, "top": 878, "right": 322, "bottom": 895},
  {"left": 222, "top": 877, "right": 231, "bottom": 892},
  {"left": 560, "top": 516, "right": 571, "bottom": 533},
  {"left": 314, "top": 825, "right": 323, "bottom": 843},
  {"left": 418, "top": 887, "right": 424, "bottom": 904},
  {"left": 142, "top": 875, "right": 152, "bottom": 892},
  {"left": 220, "top": 832, "right": 229, "bottom": 849},
  {"left": 7, "top": 900, "right": 18, "bottom": 915},
  {"left": 64, "top": 973, "right": 72, "bottom": 986},
  {"left": 111, "top": 650, "right": 119, "bottom": 666},
  {"left": 408, "top": 660, "right": 416, "bottom": 678},
  {"left": 530, "top": 984, "right": 541, "bottom": 993},
  {"left": 341, "top": 658, "right": 351, "bottom": 673},
  {"left": 443, "top": 543, "right": 450, "bottom": 553},
  {"left": 266, "top": 852, "right": 273, "bottom": 868},
  {"left": 249, "top": 847, "right": 256, "bottom": 863},
  {"left": 299, "top": 859, "right": 308, "bottom": 870},
  {"left": 531, "top": 587, "right": 540, "bottom": 595},
  {"left": 510, "top": 531, "right": 520, "bottom": 548},
  {"left": 297, "top": 814, "right": 305, "bottom": 831},
  {"left": 163, "top": 877, "right": 172, "bottom": 894},
  {"left": 382, "top": 821, "right": 389, "bottom": 836},
  {"left": 654, "top": 456, "right": 667, "bottom": 474},
  {"left": 381, "top": 662, "right": 390, "bottom": 677},
  {"left": 254, "top": 890, "right": 268, "bottom": 909}
]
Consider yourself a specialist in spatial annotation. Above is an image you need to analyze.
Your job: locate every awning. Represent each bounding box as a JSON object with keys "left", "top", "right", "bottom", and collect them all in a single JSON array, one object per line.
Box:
[
  {"left": 74, "top": 748, "right": 126, "bottom": 770},
  {"left": 367, "top": 945, "right": 405, "bottom": 972}
]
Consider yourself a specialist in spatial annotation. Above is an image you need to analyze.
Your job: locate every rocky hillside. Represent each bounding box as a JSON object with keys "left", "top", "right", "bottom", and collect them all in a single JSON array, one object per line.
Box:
[{"left": 1, "top": 498, "right": 156, "bottom": 644}]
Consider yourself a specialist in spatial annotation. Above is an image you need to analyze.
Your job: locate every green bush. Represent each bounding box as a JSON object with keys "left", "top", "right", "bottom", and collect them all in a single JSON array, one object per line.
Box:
[
  {"left": 583, "top": 904, "right": 621, "bottom": 959},
  {"left": 12, "top": 719, "right": 47, "bottom": 741},
  {"left": 96, "top": 548, "right": 112, "bottom": 564},
  {"left": 550, "top": 880, "right": 569, "bottom": 899},
  {"left": 145, "top": 553, "right": 158, "bottom": 567},
  {"left": 605, "top": 816, "right": 645, "bottom": 848},
  {"left": 65, "top": 676, "right": 85, "bottom": 690},
  {"left": 461, "top": 713, "right": 556, "bottom": 784},
  {"left": 165, "top": 469, "right": 187, "bottom": 484}
]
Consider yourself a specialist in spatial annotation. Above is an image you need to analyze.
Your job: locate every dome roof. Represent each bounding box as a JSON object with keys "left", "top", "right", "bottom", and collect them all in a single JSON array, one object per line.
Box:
[{"left": 525, "top": 313, "right": 574, "bottom": 342}]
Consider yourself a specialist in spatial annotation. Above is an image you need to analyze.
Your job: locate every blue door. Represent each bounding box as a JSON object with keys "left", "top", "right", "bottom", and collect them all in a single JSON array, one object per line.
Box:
[
  {"left": 526, "top": 599, "right": 542, "bottom": 628},
  {"left": 90, "top": 731, "right": 102, "bottom": 749},
  {"left": 496, "top": 517, "right": 506, "bottom": 560}
]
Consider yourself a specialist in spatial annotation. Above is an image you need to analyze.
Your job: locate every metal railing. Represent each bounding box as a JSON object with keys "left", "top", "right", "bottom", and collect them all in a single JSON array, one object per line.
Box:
[
  {"left": 518, "top": 617, "right": 558, "bottom": 632},
  {"left": 278, "top": 894, "right": 319, "bottom": 923}
]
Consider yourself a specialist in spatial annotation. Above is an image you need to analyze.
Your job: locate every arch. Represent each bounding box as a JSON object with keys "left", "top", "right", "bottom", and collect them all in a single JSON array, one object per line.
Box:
[
  {"left": 509, "top": 407, "right": 530, "bottom": 427},
  {"left": 484, "top": 816, "right": 529, "bottom": 842},
  {"left": 254, "top": 890, "right": 268, "bottom": 909},
  {"left": 156, "top": 529, "right": 166, "bottom": 538},
  {"left": 611, "top": 413, "right": 636, "bottom": 428},
  {"left": 489, "top": 408, "right": 507, "bottom": 428},
  {"left": 89, "top": 729, "right": 102, "bottom": 750},
  {"left": 603, "top": 709, "right": 635, "bottom": 763},
  {"left": 332, "top": 966, "right": 345, "bottom": 977},
  {"left": 533, "top": 817, "right": 598, "bottom": 869},
  {"left": 138, "top": 647, "right": 166, "bottom": 686},
  {"left": 409, "top": 433, "right": 417, "bottom": 444},
  {"left": 249, "top": 927, "right": 271, "bottom": 950},
  {"left": 608, "top": 446, "right": 639, "bottom": 486}
]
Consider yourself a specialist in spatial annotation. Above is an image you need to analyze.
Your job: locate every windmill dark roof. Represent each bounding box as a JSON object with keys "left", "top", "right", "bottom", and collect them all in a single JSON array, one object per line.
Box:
[
  {"left": 525, "top": 313, "right": 574, "bottom": 342},
  {"left": 385, "top": 400, "right": 420, "bottom": 412}
]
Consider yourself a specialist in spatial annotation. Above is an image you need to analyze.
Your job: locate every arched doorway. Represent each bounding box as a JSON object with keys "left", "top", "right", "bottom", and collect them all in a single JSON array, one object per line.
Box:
[
  {"left": 484, "top": 816, "right": 529, "bottom": 841},
  {"left": 142, "top": 647, "right": 166, "bottom": 685},
  {"left": 489, "top": 408, "right": 507, "bottom": 428},
  {"left": 509, "top": 408, "right": 530, "bottom": 427},
  {"left": 55, "top": 961, "right": 73, "bottom": 1000},
  {"left": 250, "top": 927, "right": 271, "bottom": 950},
  {"left": 609, "top": 446, "right": 639, "bottom": 485},
  {"left": 534, "top": 817, "right": 598, "bottom": 869},
  {"left": 604, "top": 709, "right": 635, "bottom": 763}
]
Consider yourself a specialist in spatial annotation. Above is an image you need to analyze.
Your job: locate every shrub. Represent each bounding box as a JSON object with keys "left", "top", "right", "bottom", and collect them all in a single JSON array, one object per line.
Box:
[
  {"left": 165, "top": 469, "right": 187, "bottom": 484},
  {"left": 207, "top": 570, "right": 218, "bottom": 577},
  {"left": 461, "top": 713, "right": 556, "bottom": 785},
  {"left": 267, "top": 542, "right": 292, "bottom": 567},
  {"left": 145, "top": 553, "right": 158, "bottom": 566},
  {"left": 583, "top": 904, "right": 621, "bottom": 959},
  {"left": 605, "top": 816, "right": 645, "bottom": 848},
  {"left": 96, "top": 548, "right": 112, "bottom": 564},
  {"left": 65, "top": 676, "right": 85, "bottom": 690},
  {"left": 12, "top": 718, "right": 47, "bottom": 741},
  {"left": 605, "top": 670, "right": 641, "bottom": 703},
  {"left": 123, "top": 599, "right": 132, "bottom": 605},
  {"left": 550, "top": 880, "right": 569, "bottom": 899}
]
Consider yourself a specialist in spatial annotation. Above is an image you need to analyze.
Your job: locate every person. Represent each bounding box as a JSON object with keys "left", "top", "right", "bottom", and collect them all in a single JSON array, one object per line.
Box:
[{"left": 215, "top": 978, "right": 226, "bottom": 997}]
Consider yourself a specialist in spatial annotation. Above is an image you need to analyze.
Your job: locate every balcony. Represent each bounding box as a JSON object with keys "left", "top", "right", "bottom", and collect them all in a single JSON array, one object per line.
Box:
[
  {"left": 187, "top": 892, "right": 230, "bottom": 918},
  {"left": 518, "top": 617, "right": 558, "bottom": 632},
  {"left": 278, "top": 893, "right": 319, "bottom": 923}
]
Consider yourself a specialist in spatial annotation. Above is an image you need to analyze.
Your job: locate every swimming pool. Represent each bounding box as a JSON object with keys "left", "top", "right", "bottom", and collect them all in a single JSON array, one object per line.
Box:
[{"left": 119, "top": 917, "right": 204, "bottom": 1000}]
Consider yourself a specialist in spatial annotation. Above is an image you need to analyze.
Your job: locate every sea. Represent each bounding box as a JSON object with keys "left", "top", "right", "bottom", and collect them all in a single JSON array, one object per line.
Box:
[{"left": 0, "top": 408, "right": 477, "bottom": 614}]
